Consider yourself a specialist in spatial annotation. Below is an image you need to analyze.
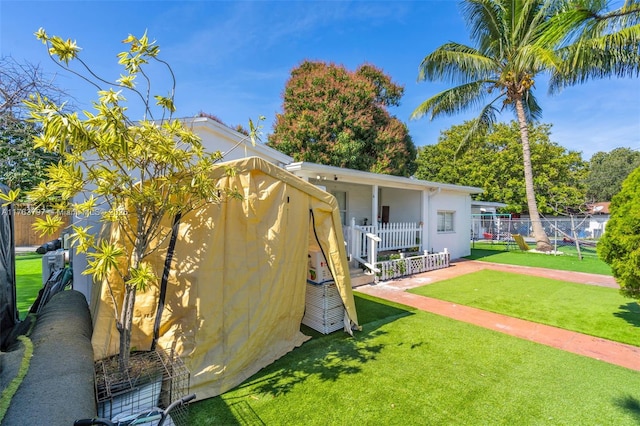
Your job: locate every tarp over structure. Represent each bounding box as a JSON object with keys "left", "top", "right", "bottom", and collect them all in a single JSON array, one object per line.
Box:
[
  {"left": 90, "top": 157, "right": 359, "bottom": 400},
  {"left": 0, "top": 183, "right": 17, "bottom": 349}
]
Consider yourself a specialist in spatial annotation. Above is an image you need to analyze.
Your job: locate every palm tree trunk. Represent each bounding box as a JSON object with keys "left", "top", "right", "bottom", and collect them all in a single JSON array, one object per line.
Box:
[{"left": 515, "top": 98, "right": 553, "bottom": 252}]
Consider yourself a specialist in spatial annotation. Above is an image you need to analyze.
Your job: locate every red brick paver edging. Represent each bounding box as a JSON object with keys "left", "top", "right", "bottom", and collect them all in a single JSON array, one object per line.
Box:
[{"left": 355, "top": 260, "right": 640, "bottom": 371}]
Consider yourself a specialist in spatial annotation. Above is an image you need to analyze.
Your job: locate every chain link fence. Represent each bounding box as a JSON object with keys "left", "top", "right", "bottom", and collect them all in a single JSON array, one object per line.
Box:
[{"left": 471, "top": 214, "right": 609, "bottom": 257}]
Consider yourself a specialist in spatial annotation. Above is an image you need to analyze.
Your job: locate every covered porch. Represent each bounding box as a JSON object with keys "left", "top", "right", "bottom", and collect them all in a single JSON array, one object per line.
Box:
[
  {"left": 285, "top": 162, "right": 473, "bottom": 281},
  {"left": 344, "top": 220, "right": 451, "bottom": 282}
]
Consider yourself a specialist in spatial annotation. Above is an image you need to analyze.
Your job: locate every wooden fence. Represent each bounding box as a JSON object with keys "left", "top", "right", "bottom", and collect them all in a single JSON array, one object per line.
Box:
[{"left": 12, "top": 210, "right": 71, "bottom": 247}]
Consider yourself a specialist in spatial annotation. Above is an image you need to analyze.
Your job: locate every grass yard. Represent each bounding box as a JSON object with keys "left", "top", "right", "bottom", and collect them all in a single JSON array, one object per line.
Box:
[
  {"left": 409, "top": 269, "right": 640, "bottom": 347},
  {"left": 190, "top": 293, "right": 640, "bottom": 425},
  {"left": 14, "top": 253, "right": 43, "bottom": 319},
  {"left": 13, "top": 248, "right": 638, "bottom": 424},
  {"left": 467, "top": 244, "right": 612, "bottom": 275}
]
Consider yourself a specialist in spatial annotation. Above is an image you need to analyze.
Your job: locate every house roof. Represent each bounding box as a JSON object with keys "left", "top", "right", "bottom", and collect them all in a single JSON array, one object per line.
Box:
[
  {"left": 586, "top": 202, "right": 611, "bottom": 215},
  {"left": 286, "top": 161, "right": 484, "bottom": 195},
  {"left": 186, "top": 117, "right": 294, "bottom": 166},
  {"left": 183, "top": 116, "right": 483, "bottom": 196},
  {"left": 471, "top": 200, "right": 508, "bottom": 209}
]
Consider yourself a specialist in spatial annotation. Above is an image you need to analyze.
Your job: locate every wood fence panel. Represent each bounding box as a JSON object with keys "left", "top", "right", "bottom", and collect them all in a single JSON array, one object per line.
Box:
[{"left": 12, "top": 211, "right": 71, "bottom": 247}]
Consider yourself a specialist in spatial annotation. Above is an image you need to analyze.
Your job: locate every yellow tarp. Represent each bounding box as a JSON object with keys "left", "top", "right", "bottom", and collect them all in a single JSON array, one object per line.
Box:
[{"left": 89, "top": 157, "right": 358, "bottom": 400}]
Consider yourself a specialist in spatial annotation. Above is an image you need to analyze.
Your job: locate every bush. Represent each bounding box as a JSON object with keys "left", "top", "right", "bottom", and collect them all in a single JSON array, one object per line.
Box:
[{"left": 598, "top": 166, "right": 640, "bottom": 298}]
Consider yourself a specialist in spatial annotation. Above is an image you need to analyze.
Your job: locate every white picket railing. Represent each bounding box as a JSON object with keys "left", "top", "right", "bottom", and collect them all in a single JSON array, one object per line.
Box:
[
  {"left": 375, "top": 250, "right": 450, "bottom": 282},
  {"left": 346, "top": 219, "right": 423, "bottom": 275},
  {"left": 348, "top": 220, "right": 422, "bottom": 254}
]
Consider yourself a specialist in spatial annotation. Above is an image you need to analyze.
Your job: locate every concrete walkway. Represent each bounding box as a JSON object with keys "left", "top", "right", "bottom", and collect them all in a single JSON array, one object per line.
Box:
[{"left": 355, "top": 259, "right": 640, "bottom": 372}]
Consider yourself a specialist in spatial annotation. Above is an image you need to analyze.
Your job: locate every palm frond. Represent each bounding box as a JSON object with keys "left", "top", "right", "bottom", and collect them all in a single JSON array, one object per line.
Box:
[
  {"left": 550, "top": 25, "right": 640, "bottom": 90},
  {"left": 547, "top": 0, "right": 640, "bottom": 90},
  {"left": 455, "top": 103, "right": 500, "bottom": 157},
  {"left": 417, "top": 42, "right": 497, "bottom": 85},
  {"left": 462, "top": 0, "right": 505, "bottom": 52},
  {"left": 411, "top": 80, "right": 496, "bottom": 121},
  {"left": 522, "top": 90, "right": 543, "bottom": 122}
]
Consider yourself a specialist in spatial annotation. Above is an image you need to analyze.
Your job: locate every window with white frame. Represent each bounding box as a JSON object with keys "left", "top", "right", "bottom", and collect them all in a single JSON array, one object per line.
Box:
[{"left": 437, "top": 211, "right": 455, "bottom": 232}]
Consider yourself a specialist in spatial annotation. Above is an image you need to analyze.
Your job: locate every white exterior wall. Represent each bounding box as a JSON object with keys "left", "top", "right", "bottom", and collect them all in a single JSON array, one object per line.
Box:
[
  {"left": 379, "top": 187, "right": 421, "bottom": 223},
  {"left": 311, "top": 180, "right": 372, "bottom": 225},
  {"left": 426, "top": 191, "right": 472, "bottom": 259}
]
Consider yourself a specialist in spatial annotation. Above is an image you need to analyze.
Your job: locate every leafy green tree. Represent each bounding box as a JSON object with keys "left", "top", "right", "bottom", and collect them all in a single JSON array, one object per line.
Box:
[
  {"left": 0, "top": 118, "right": 59, "bottom": 194},
  {"left": 411, "top": 0, "right": 639, "bottom": 252},
  {"left": 268, "top": 61, "right": 416, "bottom": 177},
  {"left": 6, "top": 30, "right": 252, "bottom": 371},
  {"left": 415, "top": 121, "right": 587, "bottom": 214},
  {"left": 0, "top": 57, "right": 65, "bottom": 195},
  {"left": 585, "top": 148, "right": 640, "bottom": 202},
  {"left": 598, "top": 165, "right": 640, "bottom": 298}
]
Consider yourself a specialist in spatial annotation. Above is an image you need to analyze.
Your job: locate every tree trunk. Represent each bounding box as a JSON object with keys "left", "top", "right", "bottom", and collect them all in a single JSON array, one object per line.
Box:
[
  {"left": 118, "top": 284, "right": 136, "bottom": 372},
  {"left": 515, "top": 98, "right": 553, "bottom": 252}
]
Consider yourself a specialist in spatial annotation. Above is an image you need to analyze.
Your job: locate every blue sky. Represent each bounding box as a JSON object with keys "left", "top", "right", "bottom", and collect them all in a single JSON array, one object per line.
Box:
[{"left": 2, "top": 0, "right": 639, "bottom": 160}]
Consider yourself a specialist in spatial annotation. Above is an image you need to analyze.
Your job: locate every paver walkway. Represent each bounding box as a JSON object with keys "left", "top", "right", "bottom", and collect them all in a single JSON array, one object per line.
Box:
[{"left": 354, "top": 259, "right": 640, "bottom": 372}]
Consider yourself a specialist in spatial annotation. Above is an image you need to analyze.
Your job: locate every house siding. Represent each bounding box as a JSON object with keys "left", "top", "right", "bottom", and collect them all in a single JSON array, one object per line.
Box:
[
  {"left": 427, "top": 191, "right": 472, "bottom": 259},
  {"left": 379, "top": 187, "right": 421, "bottom": 223}
]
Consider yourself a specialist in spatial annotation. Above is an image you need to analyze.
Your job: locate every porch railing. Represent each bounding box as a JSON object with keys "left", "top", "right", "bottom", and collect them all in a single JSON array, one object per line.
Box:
[
  {"left": 346, "top": 219, "right": 423, "bottom": 273},
  {"left": 375, "top": 250, "right": 450, "bottom": 282}
]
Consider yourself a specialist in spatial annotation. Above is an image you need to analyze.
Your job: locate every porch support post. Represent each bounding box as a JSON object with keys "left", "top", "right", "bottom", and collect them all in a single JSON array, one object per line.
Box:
[
  {"left": 371, "top": 184, "right": 379, "bottom": 268},
  {"left": 371, "top": 184, "right": 379, "bottom": 230},
  {"left": 422, "top": 189, "right": 431, "bottom": 253}
]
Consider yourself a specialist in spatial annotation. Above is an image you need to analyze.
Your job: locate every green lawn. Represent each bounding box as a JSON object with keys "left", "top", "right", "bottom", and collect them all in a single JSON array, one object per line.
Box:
[
  {"left": 15, "top": 249, "right": 640, "bottom": 424},
  {"left": 190, "top": 293, "right": 640, "bottom": 425},
  {"left": 467, "top": 244, "right": 612, "bottom": 275},
  {"left": 14, "top": 253, "right": 43, "bottom": 319},
  {"left": 409, "top": 269, "right": 640, "bottom": 347}
]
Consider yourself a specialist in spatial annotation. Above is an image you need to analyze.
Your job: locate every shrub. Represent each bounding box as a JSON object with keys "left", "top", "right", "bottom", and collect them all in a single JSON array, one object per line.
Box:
[{"left": 598, "top": 166, "right": 640, "bottom": 298}]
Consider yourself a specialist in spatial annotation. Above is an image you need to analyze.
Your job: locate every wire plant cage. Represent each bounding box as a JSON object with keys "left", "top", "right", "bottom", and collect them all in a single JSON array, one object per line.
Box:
[{"left": 94, "top": 347, "right": 191, "bottom": 425}]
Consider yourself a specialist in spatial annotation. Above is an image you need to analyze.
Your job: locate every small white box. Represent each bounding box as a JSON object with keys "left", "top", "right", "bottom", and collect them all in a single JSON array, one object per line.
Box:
[{"left": 307, "top": 250, "right": 332, "bottom": 284}]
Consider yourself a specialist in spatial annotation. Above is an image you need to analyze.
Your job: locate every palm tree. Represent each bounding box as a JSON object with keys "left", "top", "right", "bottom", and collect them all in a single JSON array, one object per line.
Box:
[
  {"left": 412, "top": 0, "right": 639, "bottom": 252},
  {"left": 411, "top": 0, "right": 566, "bottom": 251}
]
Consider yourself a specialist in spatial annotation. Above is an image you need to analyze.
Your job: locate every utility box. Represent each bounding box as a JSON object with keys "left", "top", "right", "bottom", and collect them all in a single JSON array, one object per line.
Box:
[
  {"left": 42, "top": 250, "right": 67, "bottom": 285},
  {"left": 307, "top": 250, "right": 332, "bottom": 284}
]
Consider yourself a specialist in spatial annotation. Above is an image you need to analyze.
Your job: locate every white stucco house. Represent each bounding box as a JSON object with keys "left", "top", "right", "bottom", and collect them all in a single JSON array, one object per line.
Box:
[
  {"left": 189, "top": 117, "right": 482, "bottom": 265},
  {"left": 71, "top": 116, "right": 483, "bottom": 296},
  {"left": 71, "top": 116, "right": 484, "bottom": 296}
]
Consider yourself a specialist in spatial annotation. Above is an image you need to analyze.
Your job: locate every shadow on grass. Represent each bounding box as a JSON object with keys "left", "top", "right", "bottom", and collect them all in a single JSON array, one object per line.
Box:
[
  {"left": 243, "top": 294, "right": 414, "bottom": 397},
  {"left": 614, "top": 395, "right": 640, "bottom": 423},
  {"left": 191, "top": 294, "right": 414, "bottom": 425},
  {"left": 613, "top": 302, "right": 640, "bottom": 328},
  {"left": 464, "top": 248, "right": 508, "bottom": 261},
  {"left": 15, "top": 253, "right": 43, "bottom": 260}
]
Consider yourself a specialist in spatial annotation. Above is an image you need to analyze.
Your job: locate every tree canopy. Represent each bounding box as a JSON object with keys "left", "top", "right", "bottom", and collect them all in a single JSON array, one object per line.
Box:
[
  {"left": 598, "top": 165, "right": 640, "bottom": 298},
  {"left": 0, "top": 57, "right": 65, "bottom": 195},
  {"left": 414, "top": 121, "right": 588, "bottom": 214},
  {"left": 268, "top": 61, "right": 416, "bottom": 177},
  {"left": 0, "top": 118, "right": 59, "bottom": 195},
  {"left": 585, "top": 147, "right": 640, "bottom": 202}
]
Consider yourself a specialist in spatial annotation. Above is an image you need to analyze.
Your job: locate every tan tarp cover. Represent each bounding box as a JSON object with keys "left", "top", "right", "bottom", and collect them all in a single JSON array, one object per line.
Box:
[{"left": 89, "top": 157, "right": 359, "bottom": 400}]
